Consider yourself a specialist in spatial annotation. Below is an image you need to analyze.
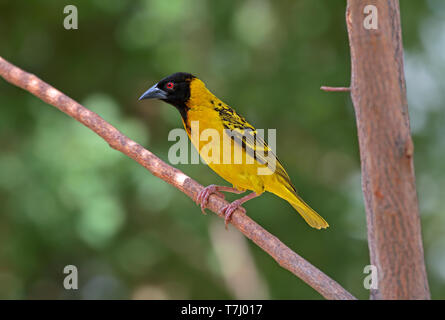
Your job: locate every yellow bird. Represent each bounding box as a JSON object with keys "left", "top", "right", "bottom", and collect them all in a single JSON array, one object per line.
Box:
[{"left": 139, "top": 73, "right": 328, "bottom": 229}]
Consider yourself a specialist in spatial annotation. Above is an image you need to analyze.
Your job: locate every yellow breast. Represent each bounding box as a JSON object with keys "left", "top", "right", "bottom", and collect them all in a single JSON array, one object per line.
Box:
[{"left": 182, "top": 80, "right": 266, "bottom": 193}]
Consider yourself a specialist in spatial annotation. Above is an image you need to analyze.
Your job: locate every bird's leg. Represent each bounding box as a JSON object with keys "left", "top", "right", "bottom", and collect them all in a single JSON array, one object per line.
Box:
[
  {"left": 196, "top": 185, "right": 245, "bottom": 215},
  {"left": 221, "top": 192, "right": 260, "bottom": 229}
]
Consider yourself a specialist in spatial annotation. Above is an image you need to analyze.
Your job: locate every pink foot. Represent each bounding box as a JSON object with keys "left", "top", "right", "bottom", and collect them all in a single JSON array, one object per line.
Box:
[
  {"left": 196, "top": 185, "right": 225, "bottom": 214},
  {"left": 220, "top": 200, "right": 246, "bottom": 229}
]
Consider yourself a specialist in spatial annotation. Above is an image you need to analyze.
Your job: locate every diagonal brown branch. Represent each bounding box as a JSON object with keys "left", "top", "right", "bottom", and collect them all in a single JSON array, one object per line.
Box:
[{"left": 0, "top": 56, "right": 356, "bottom": 300}]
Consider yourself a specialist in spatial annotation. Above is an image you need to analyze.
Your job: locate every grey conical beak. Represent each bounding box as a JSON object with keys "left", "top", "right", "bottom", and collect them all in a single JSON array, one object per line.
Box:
[{"left": 138, "top": 84, "right": 167, "bottom": 100}]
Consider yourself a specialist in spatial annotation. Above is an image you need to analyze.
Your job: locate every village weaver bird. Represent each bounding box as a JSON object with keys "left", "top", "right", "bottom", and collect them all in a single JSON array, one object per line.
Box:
[{"left": 139, "top": 73, "right": 328, "bottom": 229}]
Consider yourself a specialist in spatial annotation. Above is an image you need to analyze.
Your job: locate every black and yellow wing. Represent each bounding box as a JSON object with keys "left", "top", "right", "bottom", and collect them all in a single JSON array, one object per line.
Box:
[{"left": 215, "top": 104, "right": 296, "bottom": 191}]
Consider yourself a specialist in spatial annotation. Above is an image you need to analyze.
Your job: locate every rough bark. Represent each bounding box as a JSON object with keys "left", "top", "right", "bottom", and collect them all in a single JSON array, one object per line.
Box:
[{"left": 346, "top": 0, "right": 430, "bottom": 299}]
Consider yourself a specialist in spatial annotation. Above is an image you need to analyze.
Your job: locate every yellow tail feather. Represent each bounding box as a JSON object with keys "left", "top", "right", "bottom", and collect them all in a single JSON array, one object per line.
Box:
[
  {"left": 268, "top": 180, "right": 329, "bottom": 229},
  {"left": 290, "top": 196, "right": 329, "bottom": 230}
]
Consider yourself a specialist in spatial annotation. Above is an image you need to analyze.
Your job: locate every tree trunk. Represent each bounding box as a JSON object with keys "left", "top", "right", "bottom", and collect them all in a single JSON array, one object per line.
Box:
[{"left": 346, "top": 0, "right": 430, "bottom": 299}]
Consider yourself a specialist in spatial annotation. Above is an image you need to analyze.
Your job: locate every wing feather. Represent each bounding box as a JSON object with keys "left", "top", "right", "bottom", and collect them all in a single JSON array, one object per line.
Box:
[{"left": 216, "top": 104, "right": 295, "bottom": 191}]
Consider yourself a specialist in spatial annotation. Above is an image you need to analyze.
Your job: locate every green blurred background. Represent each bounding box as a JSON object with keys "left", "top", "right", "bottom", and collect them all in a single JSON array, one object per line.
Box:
[{"left": 0, "top": 0, "right": 444, "bottom": 299}]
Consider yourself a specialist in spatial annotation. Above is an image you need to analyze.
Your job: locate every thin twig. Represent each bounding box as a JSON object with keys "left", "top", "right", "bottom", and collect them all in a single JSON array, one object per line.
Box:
[
  {"left": 0, "top": 56, "right": 356, "bottom": 300},
  {"left": 320, "top": 86, "right": 351, "bottom": 92}
]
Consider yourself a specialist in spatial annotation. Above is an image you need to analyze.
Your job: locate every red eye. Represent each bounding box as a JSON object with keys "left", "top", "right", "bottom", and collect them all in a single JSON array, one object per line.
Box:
[{"left": 166, "top": 82, "right": 174, "bottom": 90}]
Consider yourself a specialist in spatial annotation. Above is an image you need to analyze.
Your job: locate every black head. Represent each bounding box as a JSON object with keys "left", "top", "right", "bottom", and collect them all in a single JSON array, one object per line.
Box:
[{"left": 139, "top": 72, "right": 195, "bottom": 108}]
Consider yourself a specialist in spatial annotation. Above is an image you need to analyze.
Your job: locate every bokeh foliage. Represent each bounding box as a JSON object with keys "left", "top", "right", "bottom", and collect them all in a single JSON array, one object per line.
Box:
[{"left": 0, "top": 0, "right": 443, "bottom": 299}]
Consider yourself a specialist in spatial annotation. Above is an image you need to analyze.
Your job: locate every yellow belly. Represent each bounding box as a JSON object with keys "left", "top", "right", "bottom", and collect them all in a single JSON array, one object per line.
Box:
[{"left": 184, "top": 110, "right": 266, "bottom": 194}]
